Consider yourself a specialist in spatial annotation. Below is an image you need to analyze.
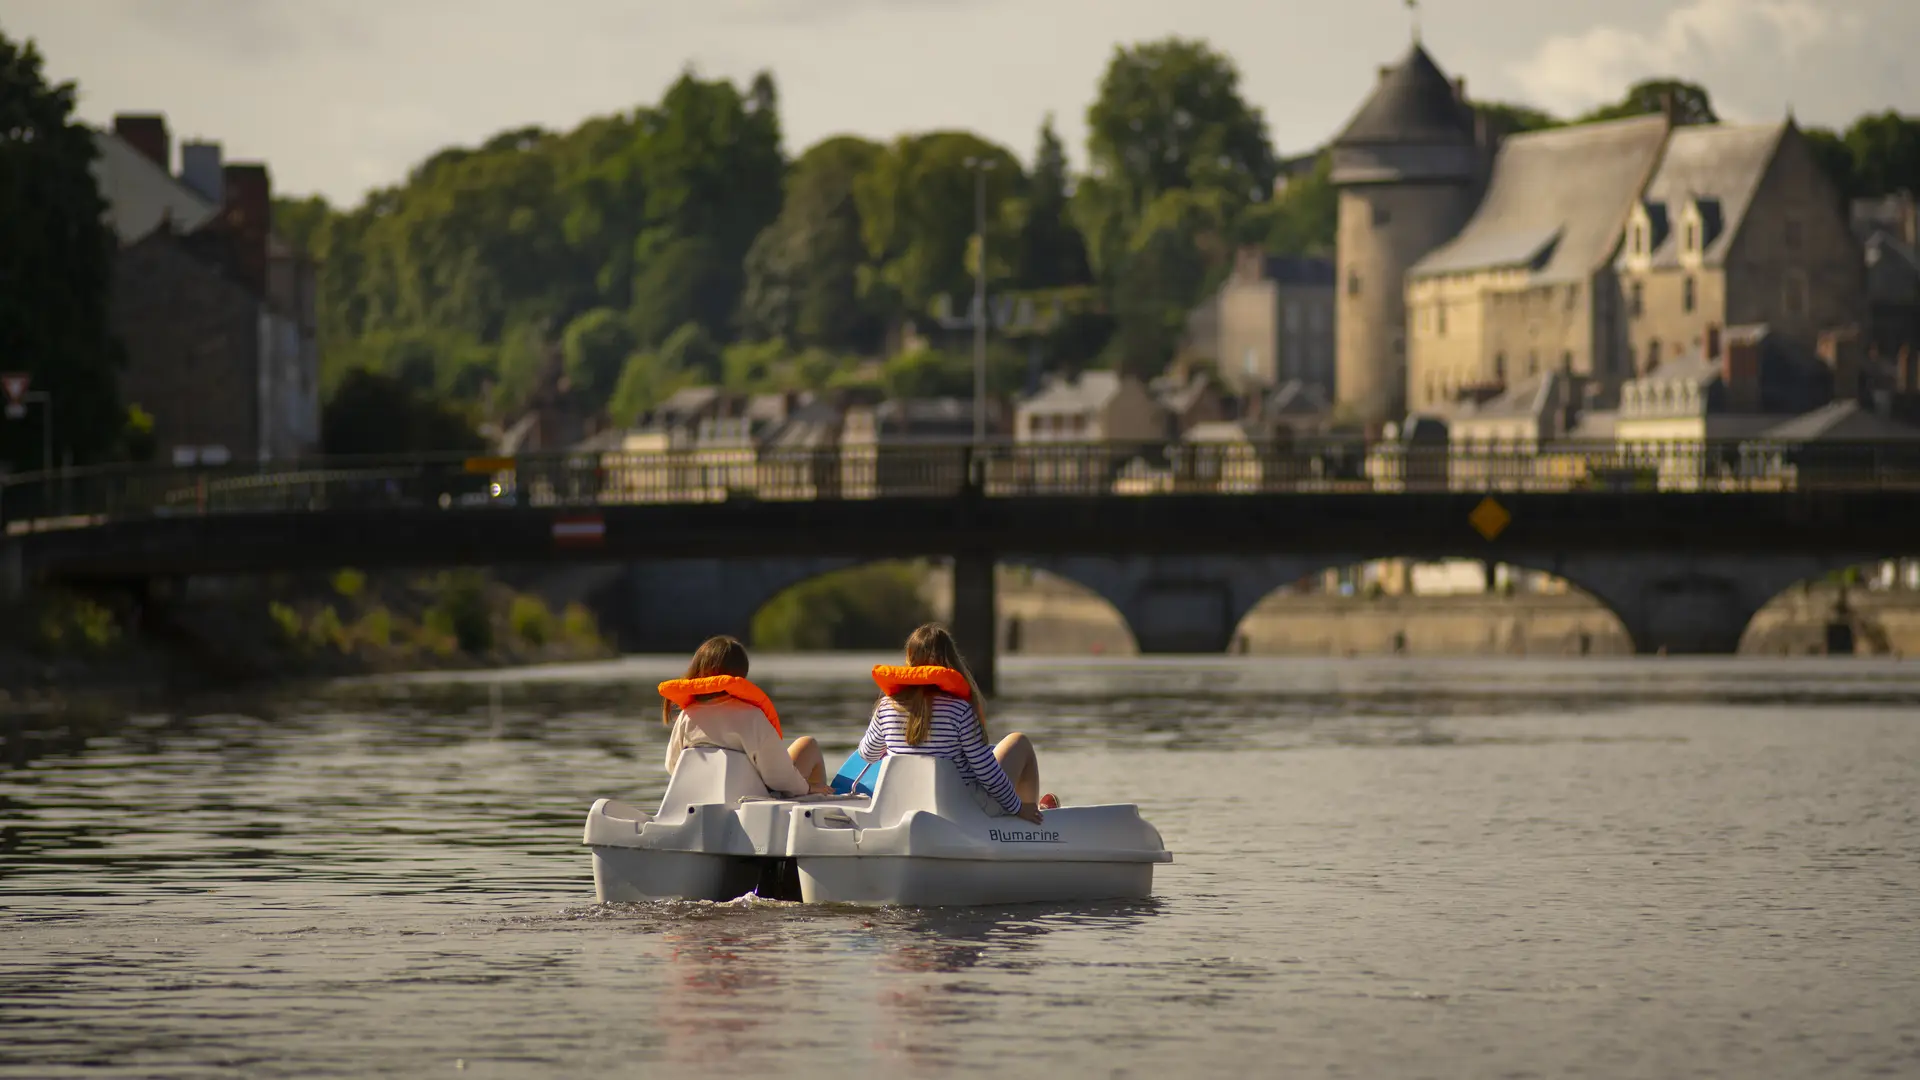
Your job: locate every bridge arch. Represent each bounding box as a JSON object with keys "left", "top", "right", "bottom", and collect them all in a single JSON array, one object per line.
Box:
[
  {"left": 613, "top": 552, "right": 1902, "bottom": 659},
  {"left": 1229, "top": 558, "right": 1633, "bottom": 657},
  {"left": 1741, "top": 556, "right": 1918, "bottom": 656}
]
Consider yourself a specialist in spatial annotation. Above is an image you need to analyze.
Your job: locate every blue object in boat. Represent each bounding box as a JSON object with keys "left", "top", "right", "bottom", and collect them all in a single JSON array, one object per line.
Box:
[{"left": 831, "top": 750, "right": 881, "bottom": 795}]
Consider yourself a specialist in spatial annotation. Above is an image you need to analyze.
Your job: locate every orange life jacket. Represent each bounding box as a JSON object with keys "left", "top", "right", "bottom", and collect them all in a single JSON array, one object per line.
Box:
[
  {"left": 872, "top": 665, "right": 972, "bottom": 700},
  {"left": 657, "top": 675, "right": 781, "bottom": 736}
]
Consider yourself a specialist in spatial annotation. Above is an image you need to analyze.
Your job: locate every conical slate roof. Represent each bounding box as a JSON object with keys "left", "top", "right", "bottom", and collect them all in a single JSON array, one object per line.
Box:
[{"left": 1335, "top": 44, "right": 1476, "bottom": 146}]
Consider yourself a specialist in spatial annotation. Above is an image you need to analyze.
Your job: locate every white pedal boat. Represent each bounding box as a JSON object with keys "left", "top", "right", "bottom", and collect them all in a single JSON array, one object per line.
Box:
[{"left": 584, "top": 747, "right": 1172, "bottom": 906}]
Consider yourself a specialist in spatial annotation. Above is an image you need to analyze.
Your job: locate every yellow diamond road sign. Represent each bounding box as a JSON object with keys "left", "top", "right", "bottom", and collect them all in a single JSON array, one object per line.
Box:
[{"left": 1469, "top": 496, "right": 1510, "bottom": 541}]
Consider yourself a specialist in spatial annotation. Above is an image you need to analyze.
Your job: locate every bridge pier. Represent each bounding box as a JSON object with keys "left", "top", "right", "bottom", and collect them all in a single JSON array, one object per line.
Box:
[{"left": 951, "top": 551, "right": 997, "bottom": 694}]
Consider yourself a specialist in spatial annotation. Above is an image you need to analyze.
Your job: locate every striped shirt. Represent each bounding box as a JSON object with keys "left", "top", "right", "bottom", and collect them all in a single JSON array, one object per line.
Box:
[{"left": 857, "top": 694, "right": 1021, "bottom": 815}]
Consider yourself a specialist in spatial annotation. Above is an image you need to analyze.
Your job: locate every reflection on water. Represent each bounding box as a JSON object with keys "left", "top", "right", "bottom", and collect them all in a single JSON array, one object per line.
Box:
[{"left": 3, "top": 656, "right": 1920, "bottom": 1078}]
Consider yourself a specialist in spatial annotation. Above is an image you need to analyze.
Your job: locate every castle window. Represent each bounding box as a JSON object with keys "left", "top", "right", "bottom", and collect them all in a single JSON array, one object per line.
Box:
[
  {"left": 1630, "top": 281, "right": 1644, "bottom": 317},
  {"left": 1647, "top": 339, "right": 1663, "bottom": 371},
  {"left": 1630, "top": 224, "right": 1645, "bottom": 256},
  {"left": 1348, "top": 270, "right": 1360, "bottom": 297},
  {"left": 1685, "top": 222, "right": 1698, "bottom": 253},
  {"left": 1437, "top": 303, "right": 1447, "bottom": 336},
  {"left": 1683, "top": 276, "right": 1696, "bottom": 313},
  {"left": 1494, "top": 353, "right": 1507, "bottom": 381}
]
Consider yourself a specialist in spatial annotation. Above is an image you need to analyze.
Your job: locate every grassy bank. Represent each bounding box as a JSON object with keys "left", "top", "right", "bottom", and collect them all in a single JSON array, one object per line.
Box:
[{"left": 0, "top": 569, "right": 615, "bottom": 707}]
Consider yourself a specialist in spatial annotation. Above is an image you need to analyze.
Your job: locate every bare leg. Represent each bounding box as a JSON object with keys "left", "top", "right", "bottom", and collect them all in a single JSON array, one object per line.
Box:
[
  {"left": 992, "top": 732, "right": 1040, "bottom": 806},
  {"left": 788, "top": 736, "right": 826, "bottom": 787}
]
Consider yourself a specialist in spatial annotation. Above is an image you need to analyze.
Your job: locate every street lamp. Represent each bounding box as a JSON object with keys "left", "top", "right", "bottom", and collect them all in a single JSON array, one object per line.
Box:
[{"left": 962, "top": 156, "right": 998, "bottom": 445}]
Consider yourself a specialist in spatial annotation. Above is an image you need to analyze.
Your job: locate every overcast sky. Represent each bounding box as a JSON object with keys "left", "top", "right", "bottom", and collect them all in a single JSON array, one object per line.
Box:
[{"left": 3, "top": 0, "right": 1912, "bottom": 206}]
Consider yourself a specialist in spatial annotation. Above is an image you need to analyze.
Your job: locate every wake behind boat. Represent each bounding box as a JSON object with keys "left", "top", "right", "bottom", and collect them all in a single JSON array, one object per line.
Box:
[{"left": 584, "top": 747, "right": 1172, "bottom": 906}]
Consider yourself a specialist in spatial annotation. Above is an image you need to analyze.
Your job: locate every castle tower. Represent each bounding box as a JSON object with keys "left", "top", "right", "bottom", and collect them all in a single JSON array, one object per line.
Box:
[{"left": 1331, "top": 44, "right": 1484, "bottom": 430}]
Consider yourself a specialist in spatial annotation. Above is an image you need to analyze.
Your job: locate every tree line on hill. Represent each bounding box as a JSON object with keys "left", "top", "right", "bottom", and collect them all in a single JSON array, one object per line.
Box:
[
  {"left": 276, "top": 58, "right": 1920, "bottom": 455},
  {"left": 4, "top": 24, "right": 1918, "bottom": 468}
]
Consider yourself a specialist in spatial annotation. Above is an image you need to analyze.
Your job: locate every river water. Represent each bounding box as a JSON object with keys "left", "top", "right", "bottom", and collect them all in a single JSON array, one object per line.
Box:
[{"left": 2, "top": 656, "right": 1917, "bottom": 1079}]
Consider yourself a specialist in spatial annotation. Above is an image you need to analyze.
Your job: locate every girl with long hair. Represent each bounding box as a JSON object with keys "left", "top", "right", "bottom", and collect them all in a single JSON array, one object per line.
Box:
[
  {"left": 854, "top": 623, "right": 1055, "bottom": 822},
  {"left": 658, "top": 635, "right": 830, "bottom": 797}
]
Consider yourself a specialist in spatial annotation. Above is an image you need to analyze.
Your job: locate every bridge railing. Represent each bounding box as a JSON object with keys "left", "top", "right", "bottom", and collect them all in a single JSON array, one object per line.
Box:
[{"left": 4, "top": 438, "right": 1919, "bottom": 528}]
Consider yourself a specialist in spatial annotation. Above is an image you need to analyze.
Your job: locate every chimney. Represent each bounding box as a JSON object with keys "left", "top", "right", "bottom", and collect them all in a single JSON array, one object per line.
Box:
[
  {"left": 180, "top": 141, "right": 225, "bottom": 204},
  {"left": 113, "top": 114, "right": 170, "bottom": 170},
  {"left": 1234, "top": 245, "right": 1264, "bottom": 283},
  {"left": 1817, "top": 326, "right": 1865, "bottom": 403},
  {"left": 1722, "top": 333, "right": 1763, "bottom": 412},
  {"left": 221, "top": 163, "right": 272, "bottom": 296},
  {"left": 1453, "top": 77, "right": 1467, "bottom": 103}
]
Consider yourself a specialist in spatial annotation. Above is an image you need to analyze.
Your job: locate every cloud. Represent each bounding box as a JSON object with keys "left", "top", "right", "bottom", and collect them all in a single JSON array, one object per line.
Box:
[{"left": 1507, "top": 0, "right": 1864, "bottom": 119}]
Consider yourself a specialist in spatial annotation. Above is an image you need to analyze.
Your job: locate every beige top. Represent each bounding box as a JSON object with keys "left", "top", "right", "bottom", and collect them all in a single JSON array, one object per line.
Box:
[{"left": 664, "top": 699, "right": 811, "bottom": 797}]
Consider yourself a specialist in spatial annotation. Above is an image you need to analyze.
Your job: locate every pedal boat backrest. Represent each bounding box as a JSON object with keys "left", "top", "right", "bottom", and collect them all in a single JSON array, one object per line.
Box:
[{"left": 657, "top": 746, "right": 771, "bottom": 815}]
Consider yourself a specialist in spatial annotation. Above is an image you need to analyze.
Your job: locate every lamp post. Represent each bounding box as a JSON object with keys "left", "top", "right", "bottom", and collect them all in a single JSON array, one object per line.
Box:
[{"left": 962, "top": 156, "right": 998, "bottom": 445}]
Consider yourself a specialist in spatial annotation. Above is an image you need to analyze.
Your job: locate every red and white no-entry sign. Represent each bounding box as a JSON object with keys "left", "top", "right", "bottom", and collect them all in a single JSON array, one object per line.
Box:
[
  {"left": 1, "top": 373, "right": 28, "bottom": 405},
  {"left": 552, "top": 515, "right": 606, "bottom": 546}
]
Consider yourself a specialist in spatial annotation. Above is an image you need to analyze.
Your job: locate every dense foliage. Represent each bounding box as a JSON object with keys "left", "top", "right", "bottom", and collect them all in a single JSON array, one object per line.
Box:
[
  {"left": 751, "top": 562, "right": 937, "bottom": 651},
  {"left": 0, "top": 30, "right": 126, "bottom": 470},
  {"left": 274, "top": 48, "right": 1917, "bottom": 445},
  {"left": 13, "top": 22, "right": 1912, "bottom": 465}
]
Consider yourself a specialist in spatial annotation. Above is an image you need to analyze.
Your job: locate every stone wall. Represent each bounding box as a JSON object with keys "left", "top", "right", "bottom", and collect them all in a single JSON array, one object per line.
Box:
[{"left": 112, "top": 234, "right": 262, "bottom": 463}]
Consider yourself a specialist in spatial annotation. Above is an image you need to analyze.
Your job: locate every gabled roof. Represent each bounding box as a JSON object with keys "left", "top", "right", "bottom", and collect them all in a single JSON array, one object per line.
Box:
[
  {"left": 1636, "top": 122, "right": 1786, "bottom": 268},
  {"left": 1334, "top": 44, "right": 1476, "bottom": 147},
  {"left": 91, "top": 130, "right": 221, "bottom": 245},
  {"left": 1151, "top": 371, "right": 1216, "bottom": 415},
  {"left": 764, "top": 399, "right": 843, "bottom": 450},
  {"left": 1020, "top": 370, "right": 1128, "bottom": 415},
  {"left": 1266, "top": 379, "right": 1330, "bottom": 416},
  {"left": 1760, "top": 400, "right": 1920, "bottom": 442},
  {"left": 1454, "top": 370, "right": 1570, "bottom": 419},
  {"left": 1412, "top": 115, "right": 1670, "bottom": 282}
]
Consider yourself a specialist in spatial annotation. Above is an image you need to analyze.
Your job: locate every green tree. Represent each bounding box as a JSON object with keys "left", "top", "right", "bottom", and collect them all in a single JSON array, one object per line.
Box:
[
  {"left": 1581, "top": 79, "right": 1717, "bottom": 125},
  {"left": 1844, "top": 111, "right": 1920, "bottom": 198},
  {"left": 1802, "top": 126, "right": 1858, "bottom": 206},
  {"left": 321, "top": 369, "right": 485, "bottom": 455},
  {"left": 1011, "top": 116, "right": 1091, "bottom": 289},
  {"left": 854, "top": 131, "right": 1024, "bottom": 318},
  {"left": 630, "top": 70, "right": 786, "bottom": 341},
  {"left": 629, "top": 233, "right": 732, "bottom": 346},
  {"left": 0, "top": 31, "right": 123, "bottom": 469},
  {"left": 1104, "top": 188, "right": 1230, "bottom": 377},
  {"left": 1476, "top": 101, "right": 1562, "bottom": 136},
  {"left": 1084, "top": 38, "right": 1277, "bottom": 210},
  {"left": 1244, "top": 152, "right": 1336, "bottom": 256},
  {"left": 751, "top": 562, "right": 935, "bottom": 650},
  {"left": 738, "top": 136, "right": 884, "bottom": 350},
  {"left": 272, "top": 195, "right": 333, "bottom": 255},
  {"left": 561, "top": 307, "right": 636, "bottom": 401}
]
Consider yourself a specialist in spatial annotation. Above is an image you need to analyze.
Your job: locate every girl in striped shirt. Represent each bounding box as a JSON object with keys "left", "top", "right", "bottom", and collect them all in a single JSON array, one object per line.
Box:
[{"left": 856, "top": 623, "right": 1056, "bottom": 823}]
